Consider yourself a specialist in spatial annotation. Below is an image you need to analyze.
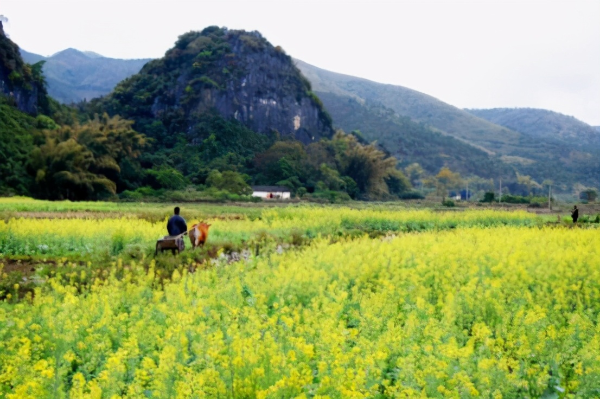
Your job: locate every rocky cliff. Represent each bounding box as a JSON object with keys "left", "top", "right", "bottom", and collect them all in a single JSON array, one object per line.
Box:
[
  {"left": 0, "top": 21, "right": 46, "bottom": 114},
  {"left": 97, "top": 27, "right": 333, "bottom": 144}
]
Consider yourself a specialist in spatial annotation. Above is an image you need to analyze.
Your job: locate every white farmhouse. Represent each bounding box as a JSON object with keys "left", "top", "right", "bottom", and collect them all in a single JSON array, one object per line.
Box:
[{"left": 251, "top": 186, "right": 291, "bottom": 200}]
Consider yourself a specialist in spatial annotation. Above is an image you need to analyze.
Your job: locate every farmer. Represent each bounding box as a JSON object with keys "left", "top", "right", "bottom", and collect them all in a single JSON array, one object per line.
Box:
[
  {"left": 167, "top": 206, "right": 188, "bottom": 236},
  {"left": 164, "top": 206, "right": 188, "bottom": 253},
  {"left": 571, "top": 205, "right": 579, "bottom": 224}
]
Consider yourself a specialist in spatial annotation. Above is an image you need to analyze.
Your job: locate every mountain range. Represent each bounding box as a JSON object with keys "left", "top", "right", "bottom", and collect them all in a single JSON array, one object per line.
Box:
[
  {"left": 2, "top": 26, "right": 357, "bottom": 200},
  {"left": 20, "top": 48, "right": 150, "bottom": 104},
  {"left": 465, "top": 107, "right": 600, "bottom": 149},
  {"left": 295, "top": 60, "right": 600, "bottom": 188},
  {"left": 8, "top": 27, "right": 600, "bottom": 192}
]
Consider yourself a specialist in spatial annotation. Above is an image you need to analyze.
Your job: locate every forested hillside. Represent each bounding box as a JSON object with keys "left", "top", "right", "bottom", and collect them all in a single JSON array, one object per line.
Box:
[
  {"left": 88, "top": 27, "right": 333, "bottom": 144},
  {"left": 295, "top": 59, "right": 521, "bottom": 152},
  {"left": 0, "top": 99, "right": 35, "bottom": 194},
  {"left": 4, "top": 21, "right": 598, "bottom": 199},
  {"left": 466, "top": 108, "right": 600, "bottom": 150},
  {"left": 296, "top": 60, "right": 600, "bottom": 189},
  {"left": 20, "top": 48, "right": 150, "bottom": 104},
  {"left": 0, "top": 21, "right": 48, "bottom": 114},
  {"left": 1, "top": 26, "right": 412, "bottom": 201},
  {"left": 317, "top": 92, "right": 515, "bottom": 179},
  {"left": 80, "top": 27, "right": 412, "bottom": 200}
]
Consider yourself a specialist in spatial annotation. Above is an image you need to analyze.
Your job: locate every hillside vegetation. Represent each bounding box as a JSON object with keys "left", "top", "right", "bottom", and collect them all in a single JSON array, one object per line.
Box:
[
  {"left": 296, "top": 60, "right": 600, "bottom": 190},
  {"left": 13, "top": 38, "right": 600, "bottom": 192},
  {"left": 88, "top": 27, "right": 333, "bottom": 144},
  {"left": 466, "top": 107, "right": 600, "bottom": 150},
  {"left": 1, "top": 26, "right": 412, "bottom": 201},
  {"left": 0, "top": 99, "right": 35, "bottom": 194},
  {"left": 295, "top": 60, "right": 521, "bottom": 153},
  {"left": 3, "top": 22, "right": 599, "bottom": 198},
  {"left": 317, "top": 92, "right": 515, "bottom": 179},
  {"left": 0, "top": 21, "right": 48, "bottom": 114},
  {"left": 20, "top": 48, "right": 150, "bottom": 104}
]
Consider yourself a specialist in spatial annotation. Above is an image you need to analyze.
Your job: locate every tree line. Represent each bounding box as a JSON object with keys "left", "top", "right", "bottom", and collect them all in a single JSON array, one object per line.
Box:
[{"left": 1, "top": 97, "right": 415, "bottom": 201}]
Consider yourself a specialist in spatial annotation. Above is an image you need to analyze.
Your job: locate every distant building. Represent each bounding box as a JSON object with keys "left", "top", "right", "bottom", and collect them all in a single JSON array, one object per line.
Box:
[{"left": 251, "top": 186, "right": 291, "bottom": 200}]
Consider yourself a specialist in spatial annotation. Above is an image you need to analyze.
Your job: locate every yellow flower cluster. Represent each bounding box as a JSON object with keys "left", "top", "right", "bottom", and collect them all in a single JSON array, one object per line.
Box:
[
  {"left": 0, "top": 217, "right": 165, "bottom": 257},
  {"left": 0, "top": 217, "right": 163, "bottom": 240},
  {"left": 0, "top": 207, "right": 540, "bottom": 257},
  {"left": 1, "top": 225, "right": 598, "bottom": 397}
]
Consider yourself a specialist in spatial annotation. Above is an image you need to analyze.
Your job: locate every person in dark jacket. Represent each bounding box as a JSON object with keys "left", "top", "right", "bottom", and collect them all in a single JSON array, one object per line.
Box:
[
  {"left": 571, "top": 205, "right": 579, "bottom": 223},
  {"left": 167, "top": 207, "right": 188, "bottom": 236}
]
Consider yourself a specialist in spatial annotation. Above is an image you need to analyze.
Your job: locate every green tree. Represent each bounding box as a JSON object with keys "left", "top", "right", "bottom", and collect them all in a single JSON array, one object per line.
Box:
[
  {"left": 333, "top": 132, "right": 399, "bottom": 198},
  {"left": 206, "top": 170, "right": 252, "bottom": 195},
  {"left": 147, "top": 166, "right": 188, "bottom": 190},
  {"left": 254, "top": 141, "right": 307, "bottom": 183},
  {"left": 385, "top": 170, "right": 412, "bottom": 196},
  {"left": 516, "top": 173, "right": 541, "bottom": 196},
  {"left": 405, "top": 163, "right": 425, "bottom": 187},
  {"left": 435, "top": 167, "right": 462, "bottom": 198},
  {"left": 29, "top": 114, "right": 148, "bottom": 198},
  {"left": 319, "top": 163, "right": 346, "bottom": 191},
  {"left": 342, "top": 176, "right": 359, "bottom": 199},
  {"left": 0, "top": 101, "right": 35, "bottom": 194},
  {"left": 580, "top": 189, "right": 598, "bottom": 202},
  {"left": 29, "top": 137, "right": 116, "bottom": 200}
]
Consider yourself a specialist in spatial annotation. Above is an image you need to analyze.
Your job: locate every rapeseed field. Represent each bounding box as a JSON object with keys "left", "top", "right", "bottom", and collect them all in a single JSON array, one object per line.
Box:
[
  {"left": 0, "top": 206, "right": 540, "bottom": 257},
  {"left": 0, "top": 200, "right": 598, "bottom": 398}
]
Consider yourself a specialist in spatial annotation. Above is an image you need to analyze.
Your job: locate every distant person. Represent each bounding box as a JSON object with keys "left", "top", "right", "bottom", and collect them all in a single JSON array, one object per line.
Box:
[
  {"left": 167, "top": 206, "right": 188, "bottom": 236},
  {"left": 571, "top": 205, "right": 579, "bottom": 224}
]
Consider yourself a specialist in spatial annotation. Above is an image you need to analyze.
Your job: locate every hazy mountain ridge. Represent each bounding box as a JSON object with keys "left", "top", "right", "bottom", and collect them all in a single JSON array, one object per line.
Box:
[
  {"left": 20, "top": 48, "right": 150, "bottom": 104},
  {"left": 12, "top": 40, "right": 599, "bottom": 188},
  {"left": 466, "top": 108, "right": 600, "bottom": 149},
  {"left": 296, "top": 59, "right": 600, "bottom": 188},
  {"left": 295, "top": 59, "right": 523, "bottom": 154},
  {"left": 316, "top": 91, "right": 515, "bottom": 179}
]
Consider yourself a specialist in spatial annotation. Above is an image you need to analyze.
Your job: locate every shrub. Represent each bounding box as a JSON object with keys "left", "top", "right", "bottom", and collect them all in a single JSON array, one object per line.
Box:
[
  {"left": 147, "top": 167, "right": 188, "bottom": 190},
  {"left": 306, "top": 190, "right": 351, "bottom": 204},
  {"left": 119, "top": 190, "right": 144, "bottom": 201},
  {"left": 35, "top": 115, "right": 59, "bottom": 130},
  {"left": 296, "top": 187, "right": 307, "bottom": 198},
  {"left": 580, "top": 189, "right": 598, "bottom": 202},
  {"left": 530, "top": 196, "right": 550, "bottom": 206},
  {"left": 500, "top": 194, "right": 530, "bottom": 204},
  {"left": 206, "top": 170, "right": 252, "bottom": 195},
  {"left": 481, "top": 192, "right": 495, "bottom": 203},
  {"left": 442, "top": 199, "right": 455, "bottom": 207},
  {"left": 399, "top": 191, "right": 425, "bottom": 200}
]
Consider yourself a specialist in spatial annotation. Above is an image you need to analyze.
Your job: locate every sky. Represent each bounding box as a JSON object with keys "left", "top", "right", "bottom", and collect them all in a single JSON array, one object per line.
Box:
[{"left": 2, "top": 0, "right": 599, "bottom": 125}]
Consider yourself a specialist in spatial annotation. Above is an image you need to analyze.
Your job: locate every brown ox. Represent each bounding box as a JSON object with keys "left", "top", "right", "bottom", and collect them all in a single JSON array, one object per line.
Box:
[{"left": 189, "top": 222, "right": 211, "bottom": 249}]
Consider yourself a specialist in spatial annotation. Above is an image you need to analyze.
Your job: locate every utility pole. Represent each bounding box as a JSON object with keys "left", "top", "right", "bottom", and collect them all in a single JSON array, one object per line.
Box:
[
  {"left": 548, "top": 184, "right": 552, "bottom": 211},
  {"left": 466, "top": 180, "right": 469, "bottom": 202},
  {"left": 499, "top": 178, "right": 502, "bottom": 204}
]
